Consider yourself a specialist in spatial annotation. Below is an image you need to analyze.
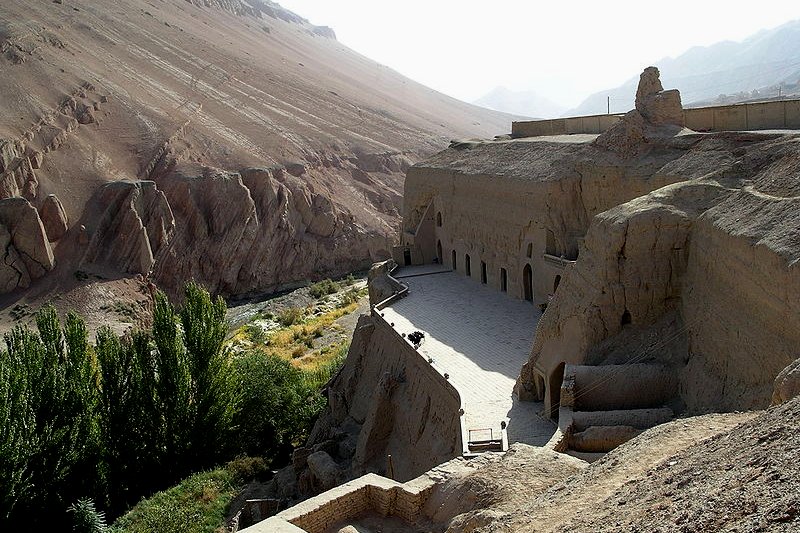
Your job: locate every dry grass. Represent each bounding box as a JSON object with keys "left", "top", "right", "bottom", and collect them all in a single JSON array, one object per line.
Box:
[{"left": 233, "top": 302, "right": 359, "bottom": 371}]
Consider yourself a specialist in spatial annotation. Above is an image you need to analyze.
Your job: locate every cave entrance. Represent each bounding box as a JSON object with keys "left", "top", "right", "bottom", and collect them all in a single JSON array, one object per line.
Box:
[
  {"left": 548, "top": 362, "right": 566, "bottom": 419},
  {"left": 523, "top": 264, "right": 533, "bottom": 302}
]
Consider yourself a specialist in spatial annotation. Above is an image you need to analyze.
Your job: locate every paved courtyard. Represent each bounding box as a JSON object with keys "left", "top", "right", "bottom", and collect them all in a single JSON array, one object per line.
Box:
[{"left": 383, "top": 266, "right": 555, "bottom": 447}]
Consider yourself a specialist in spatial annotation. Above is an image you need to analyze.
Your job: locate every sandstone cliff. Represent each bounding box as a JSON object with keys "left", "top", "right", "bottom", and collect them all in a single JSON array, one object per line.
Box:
[{"left": 517, "top": 131, "right": 800, "bottom": 413}]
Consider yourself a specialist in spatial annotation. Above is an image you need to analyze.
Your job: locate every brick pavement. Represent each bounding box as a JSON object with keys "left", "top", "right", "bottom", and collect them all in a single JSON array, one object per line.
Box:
[{"left": 382, "top": 267, "right": 555, "bottom": 447}]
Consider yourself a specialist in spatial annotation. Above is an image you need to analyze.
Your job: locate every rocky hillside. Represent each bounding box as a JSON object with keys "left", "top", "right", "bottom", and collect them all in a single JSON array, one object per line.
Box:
[{"left": 0, "top": 0, "right": 512, "bottom": 319}]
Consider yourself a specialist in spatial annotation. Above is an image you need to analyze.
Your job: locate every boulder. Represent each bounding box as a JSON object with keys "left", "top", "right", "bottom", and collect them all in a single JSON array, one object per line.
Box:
[
  {"left": 39, "top": 194, "right": 69, "bottom": 242},
  {"left": 773, "top": 359, "right": 800, "bottom": 405},
  {"left": 305, "top": 451, "right": 341, "bottom": 491}
]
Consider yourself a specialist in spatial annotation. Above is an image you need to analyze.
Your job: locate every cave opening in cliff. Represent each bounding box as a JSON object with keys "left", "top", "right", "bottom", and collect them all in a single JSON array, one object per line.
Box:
[
  {"left": 523, "top": 264, "right": 533, "bottom": 301},
  {"left": 549, "top": 362, "right": 566, "bottom": 419}
]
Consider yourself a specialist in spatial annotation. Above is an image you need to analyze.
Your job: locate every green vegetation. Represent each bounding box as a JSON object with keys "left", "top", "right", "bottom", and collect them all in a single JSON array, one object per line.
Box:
[
  {"left": 276, "top": 306, "right": 306, "bottom": 326},
  {"left": 109, "top": 468, "right": 237, "bottom": 533},
  {"left": 68, "top": 499, "right": 108, "bottom": 533},
  {"left": 0, "top": 275, "right": 358, "bottom": 531},
  {"left": 0, "top": 281, "right": 347, "bottom": 532},
  {"left": 308, "top": 275, "right": 356, "bottom": 300}
]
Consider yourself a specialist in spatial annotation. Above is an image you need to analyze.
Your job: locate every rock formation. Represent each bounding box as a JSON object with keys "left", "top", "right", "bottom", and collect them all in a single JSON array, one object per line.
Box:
[
  {"left": 594, "top": 67, "right": 684, "bottom": 157},
  {"left": 0, "top": 197, "right": 54, "bottom": 292},
  {"left": 39, "top": 194, "right": 69, "bottom": 242},
  {"left": 635, "top": 66, "right": 684, "bottom": 126},
  {"left": 773, "top": 358, "right": 800, "bottom": 405},
  {"left": 80, "top": 181, "right": 175, "bottom": 276}
]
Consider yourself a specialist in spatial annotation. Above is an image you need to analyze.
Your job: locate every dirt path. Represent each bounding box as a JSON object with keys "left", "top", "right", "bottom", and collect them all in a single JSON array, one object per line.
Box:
[{"left": 491, "top": 411, "right": 757, "bottom": 532}]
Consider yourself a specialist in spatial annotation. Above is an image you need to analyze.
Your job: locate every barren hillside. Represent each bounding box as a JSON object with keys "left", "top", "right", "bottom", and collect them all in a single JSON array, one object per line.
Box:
[{"left": 0, "top": 0, "right": 513, "bottom": 330}]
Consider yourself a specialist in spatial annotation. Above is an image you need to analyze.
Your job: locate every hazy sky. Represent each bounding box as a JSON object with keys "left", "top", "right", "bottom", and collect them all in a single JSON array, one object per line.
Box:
[{"left": 276, "top": 0, "right": 800, "bottom": 108}]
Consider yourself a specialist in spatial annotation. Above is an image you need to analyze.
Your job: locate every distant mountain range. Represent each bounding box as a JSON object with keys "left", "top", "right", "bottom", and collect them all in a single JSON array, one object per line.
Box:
[
  {"left": 472, "top": 87, "right": 567, "bottom": 120},
  {"left": 567, "top": 19, "right": 800, "bottom": 116}
]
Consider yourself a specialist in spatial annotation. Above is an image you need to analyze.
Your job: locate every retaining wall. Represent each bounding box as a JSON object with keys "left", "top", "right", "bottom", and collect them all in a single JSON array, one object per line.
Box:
[{"left": 512, "top": 99, "right": 800, "bottom": 138}]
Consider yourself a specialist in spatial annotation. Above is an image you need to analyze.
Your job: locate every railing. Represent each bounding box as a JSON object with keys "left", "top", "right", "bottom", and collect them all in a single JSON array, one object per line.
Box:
[{"left": 369, "top": 264, "right": 473, "bottom": 456}]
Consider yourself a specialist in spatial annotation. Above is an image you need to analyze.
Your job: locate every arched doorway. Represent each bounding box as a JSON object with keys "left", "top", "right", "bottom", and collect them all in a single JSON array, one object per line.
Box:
[
  {"left": 480, "top": 261, "right": 487, "bottom": 284},
  {"left": 465, "top": 254, "right": 471, "bottom": 277},
  {"left": 451, "top": 250, "right": 457, "bottom": 271},
  {"left": 500, "top": 268, "right": 508, "bottom": 292},
  {"left": 437, "top": 240, "right": 442, "bottom": 264},
  {"left": 548, "top": 362, "right": 566, "bottom": 419},
  {"left": 523, "top": 264, "right": 533, "bottom": 302}
]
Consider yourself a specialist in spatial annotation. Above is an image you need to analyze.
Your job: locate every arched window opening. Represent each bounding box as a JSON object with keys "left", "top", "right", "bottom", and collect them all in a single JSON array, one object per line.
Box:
[
  {"left": 465, "top": 254, "right": 471, "bottom": 277},
  {"left": 451, "top": 250, "right": 457, "bottom": 271},
  {"left": 500, "top": 268, "right": 508, "bottom": 292},
  {"left": 523, "top": 264, "right": 533, "bottom": 302},
  {"left": 436, "top": 212, "right": 443, "bottom": 227},
  {"left": 480, "top": 261, "right": 487, "bottom": 284},
  {"left": 546, "top": 229, "right": 557, "bottom": 256}
]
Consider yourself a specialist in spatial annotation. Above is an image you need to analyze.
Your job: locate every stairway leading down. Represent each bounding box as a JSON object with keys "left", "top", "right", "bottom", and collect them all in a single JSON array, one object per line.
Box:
[{"left": 559, "top": 363, "right": 679, "bottom": 461}]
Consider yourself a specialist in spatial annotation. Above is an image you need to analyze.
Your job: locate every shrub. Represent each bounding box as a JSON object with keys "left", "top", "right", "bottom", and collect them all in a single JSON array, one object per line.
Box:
[
  {"left": 276, "top": 306, "right": 304, "bottom": 326},
  {"left": 308, "top": 279, "right": 337, "bottom": 299},
  {"left": 225, "top": 457, "right": 270, "bottom": 483},
  {"left": 232, "top": 352, "right": 325, "bottom": 462},
  {"left": 68, "top": 498, "right": 107, "bottom": 533}
]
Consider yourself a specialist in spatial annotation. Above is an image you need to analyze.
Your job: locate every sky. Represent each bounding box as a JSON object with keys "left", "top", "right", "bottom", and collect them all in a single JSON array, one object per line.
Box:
[{"left": 275, "top": 0, "right": 800, "bottom": 109}]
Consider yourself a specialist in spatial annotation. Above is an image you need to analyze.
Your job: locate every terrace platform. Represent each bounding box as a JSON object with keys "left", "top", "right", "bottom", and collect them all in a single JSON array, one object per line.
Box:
[{"left": 382, "top": 266, "right": 555, "bottom": 447}]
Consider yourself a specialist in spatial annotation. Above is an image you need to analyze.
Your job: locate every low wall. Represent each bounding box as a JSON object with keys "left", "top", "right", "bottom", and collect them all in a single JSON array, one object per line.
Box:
[
  {"left": 512, "top": 113, "right": 623, "bottom": 137},
  {"left": 243, "top": 473, "right": 435, "bottom": 533},
  {"left": 512, "top": 99, "right": 800, "bottom": 138}
]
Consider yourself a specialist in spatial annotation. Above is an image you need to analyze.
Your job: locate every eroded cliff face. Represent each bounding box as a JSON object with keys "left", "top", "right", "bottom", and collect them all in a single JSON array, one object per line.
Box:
[{"left": 517, "top": 132, "right": 800, "bottom": 413}]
